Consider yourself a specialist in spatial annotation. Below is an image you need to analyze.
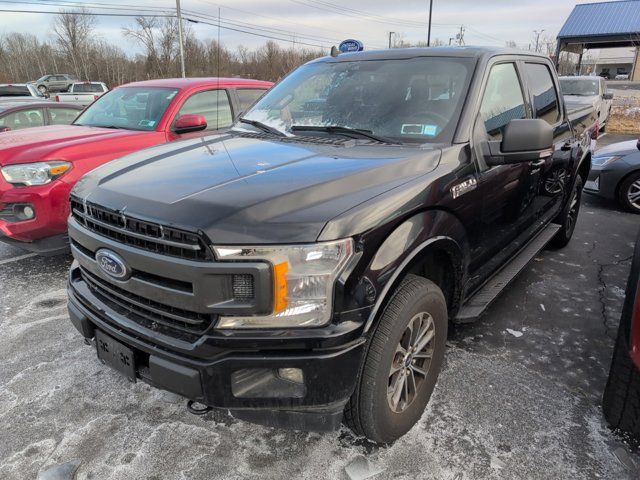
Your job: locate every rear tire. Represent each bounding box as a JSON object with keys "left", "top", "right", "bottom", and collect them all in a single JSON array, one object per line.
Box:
[
  {"left": 618, "top": 171, "right": 640, "bottom": 214},
  {"left": 603, "top": 318, "right": 640, "bottom": 438},
  {"left": 549, "top": 176, "right": 583, "bottom": 249},
  {"left": 344, "top": 274, "right": 448, "bottom": 444},
  {"left": 38, "top": 85, "right": 47, "bottom": 94}
]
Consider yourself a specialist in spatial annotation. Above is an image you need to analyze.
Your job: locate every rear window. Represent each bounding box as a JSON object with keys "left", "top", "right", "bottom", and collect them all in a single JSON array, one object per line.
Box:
[
  {"left": 236, "top": 88, "right": 268, "bottom": 112},
  {"left": 0, "top": 85, "right": 30, "bottom": 97},
  {"left": 73, "top": 83, "right": 105, "bottom": 93}
]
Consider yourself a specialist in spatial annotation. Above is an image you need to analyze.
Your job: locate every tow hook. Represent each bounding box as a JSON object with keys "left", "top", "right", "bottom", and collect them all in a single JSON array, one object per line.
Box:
[{"left": 186, "top": 400, "right": 212, "bottom": 415}]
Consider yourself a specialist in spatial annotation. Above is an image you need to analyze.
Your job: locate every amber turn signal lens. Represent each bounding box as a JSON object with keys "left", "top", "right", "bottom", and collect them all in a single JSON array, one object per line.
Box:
[
  {"left": 273, "top": 261, "right": 289, "bottom": 313},
  {"left": 49, "top": 164, "right": 71, "bottom": 176}
]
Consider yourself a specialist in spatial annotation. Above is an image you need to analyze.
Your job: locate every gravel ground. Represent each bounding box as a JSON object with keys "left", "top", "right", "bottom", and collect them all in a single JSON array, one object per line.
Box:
[{"left": 1, "top": 134, "right": 639, "bottom": 479}]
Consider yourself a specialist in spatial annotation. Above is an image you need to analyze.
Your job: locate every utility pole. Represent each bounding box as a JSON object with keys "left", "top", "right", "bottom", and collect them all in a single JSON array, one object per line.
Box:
[
  {"left": 389, "top": 31, "right": 395, "bottom": 49},
  {"left": 456, "top": 25, "right": 465, "bottom": 46},
  {"left": 427, "top": 0, "right": 433, "bottom": 46},
  {"left": 176, "top": 0, "right": 186, "bottom": 78},
  {"left": 533, "top": 29, "right": 545, "bottom": 53}
]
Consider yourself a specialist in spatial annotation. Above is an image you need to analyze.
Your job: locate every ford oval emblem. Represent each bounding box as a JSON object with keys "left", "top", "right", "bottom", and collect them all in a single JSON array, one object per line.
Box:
[
  {"left": 95, "top": 249, "right": 131, "bottom": 281},
  {"left": 339, "top": 39, "right": 364, "bottom": 53}
]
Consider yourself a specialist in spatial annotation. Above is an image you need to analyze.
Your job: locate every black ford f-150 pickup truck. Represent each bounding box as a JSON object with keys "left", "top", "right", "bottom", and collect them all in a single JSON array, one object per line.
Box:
[{"left": 67, "top": 47, "right": 595, "bottom": 443}]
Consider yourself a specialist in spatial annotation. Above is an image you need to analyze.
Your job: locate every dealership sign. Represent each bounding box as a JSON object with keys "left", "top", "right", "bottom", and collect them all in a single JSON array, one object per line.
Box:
[{"left": 339, "top": 39, "right": 364, "bottom": 53}]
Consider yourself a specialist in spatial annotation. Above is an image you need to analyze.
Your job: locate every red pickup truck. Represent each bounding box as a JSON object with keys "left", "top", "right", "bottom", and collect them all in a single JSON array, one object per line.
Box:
[{"left": 0, "top": 77, "right": 272, "bottom": 254}]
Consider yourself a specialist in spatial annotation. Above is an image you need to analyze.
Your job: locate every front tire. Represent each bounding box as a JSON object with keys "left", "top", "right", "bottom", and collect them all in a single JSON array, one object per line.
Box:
[
  {"left": 619, "top": 171, "right": 640, "bottom": 214},
  {"left": 603, "top": 317, "right": 640, "bottom": 438},
  {"left": 38, "top": 85, "right": 47, "bottom": 94},
  {"left": 344, "top": 274, "right": 448, "bottom": 443},
  {"left": 549, "top": 176, "right": 583, "bottom": 249}
]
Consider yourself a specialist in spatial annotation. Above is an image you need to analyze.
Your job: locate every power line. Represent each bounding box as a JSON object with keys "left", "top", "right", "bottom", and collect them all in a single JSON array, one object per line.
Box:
[
  {"left": 0, "top": 8, "right": 173, "bottom": 18},
  {"left": 192, "top": 0, "right": 360, "bottom": 40},
  {"left": 0, "top": 0, "right": 338, "bottom": 48}
]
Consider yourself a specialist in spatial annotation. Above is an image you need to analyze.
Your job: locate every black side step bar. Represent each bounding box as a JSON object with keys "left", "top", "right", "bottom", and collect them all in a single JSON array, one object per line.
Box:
[{"left": 455, "top": 223, "right": 561, "bottom": 323}]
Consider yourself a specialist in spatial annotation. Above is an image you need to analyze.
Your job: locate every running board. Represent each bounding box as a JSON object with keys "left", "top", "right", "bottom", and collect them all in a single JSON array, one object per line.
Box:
[{"left": 454, "top": 223, "right": 561, "bottom": 323}]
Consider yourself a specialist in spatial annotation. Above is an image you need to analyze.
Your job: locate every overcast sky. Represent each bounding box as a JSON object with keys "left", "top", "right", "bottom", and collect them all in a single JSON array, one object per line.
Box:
[{"left": 0, "top": 0, "right": 620, "bottom": 53}]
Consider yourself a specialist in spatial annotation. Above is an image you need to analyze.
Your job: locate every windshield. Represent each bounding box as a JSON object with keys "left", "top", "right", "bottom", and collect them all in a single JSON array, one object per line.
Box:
[
  {"left": 559, "top": 78, "right": 600, "bottom": 96},
  {"left": 73, "top": 87, "right": 178, "bottom": 131},
  {"left": 0, "top": 85, "right": 32, "bottom": 97},
  {"left": 239, "top": 56, "right": 474, "bottom": 143}
]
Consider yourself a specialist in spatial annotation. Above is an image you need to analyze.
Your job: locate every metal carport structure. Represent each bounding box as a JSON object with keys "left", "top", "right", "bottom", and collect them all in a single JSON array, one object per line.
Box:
[{"left": 556, "top": 0, "right": 640, "bottom": 79}]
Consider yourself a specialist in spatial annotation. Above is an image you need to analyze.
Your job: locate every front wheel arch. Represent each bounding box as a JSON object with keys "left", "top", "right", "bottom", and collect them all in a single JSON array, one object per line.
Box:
[{"left": 363, "top": 235, "right": 465, "bottom": 334}]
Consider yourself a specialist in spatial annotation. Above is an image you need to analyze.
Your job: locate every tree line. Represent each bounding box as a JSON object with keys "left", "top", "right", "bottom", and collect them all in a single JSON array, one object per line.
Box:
[{"left": 0, "top": 9, "right": 325, "bottom": 86}]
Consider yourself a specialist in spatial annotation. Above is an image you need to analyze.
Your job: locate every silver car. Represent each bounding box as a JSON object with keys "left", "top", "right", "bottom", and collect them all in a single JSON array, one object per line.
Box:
[{"left": 585, "top": 139, "right": 640, "bottom": 214}]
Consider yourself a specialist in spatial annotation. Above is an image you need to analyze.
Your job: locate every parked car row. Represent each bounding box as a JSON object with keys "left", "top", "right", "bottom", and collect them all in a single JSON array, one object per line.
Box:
[{"left": 7, "top": 47, "right": 634, "bottom": 445}]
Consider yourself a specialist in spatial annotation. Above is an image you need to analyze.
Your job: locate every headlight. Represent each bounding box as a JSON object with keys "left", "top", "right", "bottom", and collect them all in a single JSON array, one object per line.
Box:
[
  {"left": 1, "top": 161, "right": 72, "bottom": 186},
  {"left": 213, "top": 238, "right": 354, "bottom": 328},
  {"left": 592, "top": 155, "right": 622, "bottom": 167}
]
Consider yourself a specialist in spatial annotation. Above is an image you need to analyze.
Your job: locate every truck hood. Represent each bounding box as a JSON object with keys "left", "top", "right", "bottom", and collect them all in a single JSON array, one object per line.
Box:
[
  {"left": 73, "top": 133, "right": 442, "bottom": 244},
  {"left": 563, "top": 95, "right": 599, "bottom": 108},
  {"left": 0, "top": 125, "right": 153, "bottom": 165}
]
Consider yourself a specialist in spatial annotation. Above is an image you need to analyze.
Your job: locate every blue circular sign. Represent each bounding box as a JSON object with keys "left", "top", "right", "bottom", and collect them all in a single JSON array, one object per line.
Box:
[
  {"left": 96, "top": 249, "right": 131, "bottom": 281},
  {"left": 339, "top": 39, "right": 364, "bottom": 53}
]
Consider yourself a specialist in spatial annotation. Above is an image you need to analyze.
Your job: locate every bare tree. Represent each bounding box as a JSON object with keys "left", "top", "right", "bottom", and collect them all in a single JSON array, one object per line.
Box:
[{"left": 52, "top": 8, "right": 96, "bottom": 79}]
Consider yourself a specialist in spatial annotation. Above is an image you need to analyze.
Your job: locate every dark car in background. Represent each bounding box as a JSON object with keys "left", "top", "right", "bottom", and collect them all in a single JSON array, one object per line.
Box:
[
  {"left": 34, "top": 74, "right": 78, "bottom": 94},
  {"left": 0, "top": 83, "right": 46, "bottom": 101},
  {"left": 0, "top": 101, "right": 82, "bottom": 132},
  {"left": 585, "top": 139, "right": 640, "bottom": 213},
  {"left": 603, "top": 228, "right": 640, "bottom": 439}
]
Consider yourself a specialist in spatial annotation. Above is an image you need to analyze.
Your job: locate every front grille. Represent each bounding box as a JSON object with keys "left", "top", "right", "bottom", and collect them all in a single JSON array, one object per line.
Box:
[
  {"left": 70, "top": 196, "right": 213, "bottom": 261},
  {"left": 80, "top": 267, "right": 213, "bottom": 335}
]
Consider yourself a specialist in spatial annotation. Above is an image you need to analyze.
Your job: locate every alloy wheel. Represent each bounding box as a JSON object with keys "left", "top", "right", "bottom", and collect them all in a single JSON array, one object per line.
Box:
[
  {"left": 628, "top": 179, "right": 640, "bottom": 210},
  {"left": 387, "top": 312, "right": 435, "bottom": 413},
  {"left": 566, "top": 187, "right": 581, "bottom": 234}
]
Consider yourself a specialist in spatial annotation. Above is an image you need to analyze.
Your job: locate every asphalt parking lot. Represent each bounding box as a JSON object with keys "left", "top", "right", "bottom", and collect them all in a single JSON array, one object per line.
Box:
[{"left": 1, "top": 134, "right": 639, "bottom": 480}]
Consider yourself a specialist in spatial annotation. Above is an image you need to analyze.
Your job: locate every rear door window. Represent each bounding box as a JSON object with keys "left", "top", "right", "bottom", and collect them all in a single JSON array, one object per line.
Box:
[
  {"left": 523, "top": 63, "right": 561, "bottom": 125},
  {"left": 0, "top": 108, "right": 45, "bottom": 130},
  {"left": 177, "top": 89, "right": 233, "bottom": 130},
  {"left": 49, "top": 107, "right": 80, "bottom": 125},
  {"left": 479, "top": 63, "right": 527, "bottom": 139}
]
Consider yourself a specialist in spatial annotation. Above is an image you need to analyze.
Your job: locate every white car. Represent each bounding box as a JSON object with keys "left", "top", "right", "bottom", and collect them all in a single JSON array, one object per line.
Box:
[
  {"left": 54, "top": 82, "right": 109, "bottom": 107},
  {"left": 615, "top": 73, "right": 630, "bottom": 80},
  {"left": 559, "top": 76, "right": 613, "bottom": 131}
]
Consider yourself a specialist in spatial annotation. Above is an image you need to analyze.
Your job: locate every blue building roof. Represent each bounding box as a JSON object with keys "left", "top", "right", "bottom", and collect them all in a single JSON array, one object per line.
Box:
[{"left": 558, "top": 0, "right": 640, "bottom": 38}]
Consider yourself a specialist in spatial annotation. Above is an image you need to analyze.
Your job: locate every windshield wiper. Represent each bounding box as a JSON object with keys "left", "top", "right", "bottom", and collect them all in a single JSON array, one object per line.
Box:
[
  {"left": 238, "top": 118, "right": 286, "bottom": 137},
  {"left": 290, "top": 125, "right": 399, "bottom": 144}
]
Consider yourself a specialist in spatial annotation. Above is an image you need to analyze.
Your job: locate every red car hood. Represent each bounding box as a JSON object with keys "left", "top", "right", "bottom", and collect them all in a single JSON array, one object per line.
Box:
[{"left": 0, "top": 125, "right": 156, "bottom": 166}]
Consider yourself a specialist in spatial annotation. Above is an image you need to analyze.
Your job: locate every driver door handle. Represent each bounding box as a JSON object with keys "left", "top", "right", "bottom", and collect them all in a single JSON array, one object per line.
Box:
[{"left": 531, "top": 159, "right": 546, "bottom": 168}]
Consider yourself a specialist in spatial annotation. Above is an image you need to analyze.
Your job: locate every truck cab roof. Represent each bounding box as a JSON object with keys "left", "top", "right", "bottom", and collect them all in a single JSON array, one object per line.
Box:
[{"left": 313, "top": 46, "right": 550, "bottom": 63}]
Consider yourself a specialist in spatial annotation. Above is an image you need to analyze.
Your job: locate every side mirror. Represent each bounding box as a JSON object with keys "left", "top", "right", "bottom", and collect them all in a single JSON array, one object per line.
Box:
[
  {"left": 603, "top": 92, "right": 614, "bottom": 100},
  {"left": 0, "top": 126, "right": 11, "bottom": 133},
  {"left": 173, "top": 114, "right": 207, "bottom": 134},
  {"left": 483, "top": 119, "right": 553, "bottom": 166}
]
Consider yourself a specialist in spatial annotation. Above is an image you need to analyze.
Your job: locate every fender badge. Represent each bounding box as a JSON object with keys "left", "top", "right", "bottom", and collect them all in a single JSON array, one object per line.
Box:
[{"left": 451, "top": 178, "right": 477, "bottom": 199}]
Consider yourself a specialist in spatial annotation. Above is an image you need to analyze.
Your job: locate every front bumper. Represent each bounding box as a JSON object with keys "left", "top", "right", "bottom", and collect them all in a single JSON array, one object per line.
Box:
[
  {"left": 0, "top": 178, "right": 71, "bottom": 242},
  {"left": 67, "top": 268, "right": 367, "bottom": 431}
]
